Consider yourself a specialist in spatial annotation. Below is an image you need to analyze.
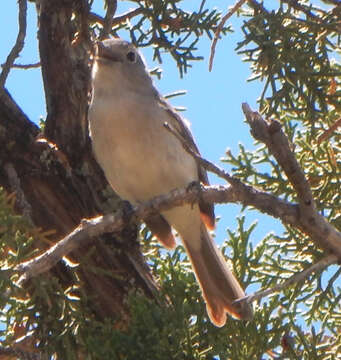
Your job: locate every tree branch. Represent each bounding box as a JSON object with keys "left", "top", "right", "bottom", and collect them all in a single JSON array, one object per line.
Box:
[
  {"left": 0, "top": 0, "right": 27, "bottom": 88},
  {"left": 2, "top": 62, "right": 41, "bottom": 70},
  {"left": 89, "top": 8, "right": 144, "bottom": 28},
  {"left": 280, "top": 0, "right": 323, "bottom": 20},
  {"left": 15, "top": 182, "right": 299, "bottom": 286},
  {"left": 242, "top": 103, "right": 315, "bottom": 209},
  {"left": 165, "top": 120, "right": 299, "bottom": 220},
  {"left": 235, "top": 253, "right": 337, "bottom": 305},
  {"left": 209, "top": 0, "right": 248, "bottom": 71},
  {"left": 100, "top": 0, "right": 117, "bottom": 39},
  {"left": 241, "top": 103, "right": 341, "bottom": 258},
  {"left": 11, "top": 104, "right": 341, "bottom": 305}
]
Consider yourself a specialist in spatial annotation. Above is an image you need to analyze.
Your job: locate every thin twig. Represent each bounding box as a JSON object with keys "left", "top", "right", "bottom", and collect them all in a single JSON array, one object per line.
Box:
[
  {"left": 0, "top": 0, "right": 27, "bottom": 88},
  {"left": 235, "top": 254, "right": 337, "bottom": 305},
  {"left": 164, "top": 121, "right": 261, "bottom": 192},
  {"left": 209, "top": 0, "right": 247, "bottom": 72},
  {"left": 163, "top": 122, "right": 233, "bottom": 182},
  {"left": 3, "top": 62, "right": 41, "bottom": 70},
  {"left": 112, "top": 7, "right": 143, "bottom": 25}
]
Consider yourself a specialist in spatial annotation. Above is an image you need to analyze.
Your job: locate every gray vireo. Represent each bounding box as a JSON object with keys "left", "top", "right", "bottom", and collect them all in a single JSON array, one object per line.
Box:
[{"left": 88, "top": 38, "right": 253, "bottom": 326}]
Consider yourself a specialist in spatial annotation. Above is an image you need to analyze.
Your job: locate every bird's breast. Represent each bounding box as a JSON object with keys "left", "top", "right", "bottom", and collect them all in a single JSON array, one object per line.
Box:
[{"left": 89, "top": 92, "right": 198, "bottom": 203}]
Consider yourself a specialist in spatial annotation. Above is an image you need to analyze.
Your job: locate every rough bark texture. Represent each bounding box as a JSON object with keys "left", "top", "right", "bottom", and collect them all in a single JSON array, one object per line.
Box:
[{"left": 0, "top": 0, "right": 155, "bottom": 324}]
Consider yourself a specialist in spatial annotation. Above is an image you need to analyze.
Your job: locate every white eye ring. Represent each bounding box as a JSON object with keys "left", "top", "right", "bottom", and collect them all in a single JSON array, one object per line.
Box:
[{"left": 126, "top": 51, "right": 136, "bottom": 63}]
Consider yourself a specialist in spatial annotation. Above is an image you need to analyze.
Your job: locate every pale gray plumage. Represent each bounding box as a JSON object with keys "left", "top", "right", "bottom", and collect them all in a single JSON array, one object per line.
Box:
[{"left": 88, "top": 38, "right": 253, "bottom": 326}]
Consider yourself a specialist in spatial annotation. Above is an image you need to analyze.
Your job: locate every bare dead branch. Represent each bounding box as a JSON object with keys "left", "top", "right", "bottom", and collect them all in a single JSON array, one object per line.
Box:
[
  {"left": 242, "top": 103, "right": 341, "bottom": 258},
  {"left": 13, "top": 172, "right": 340, "bottom": 298},
  {"left": 0, "top": 0, "right": 27, "bottom": 88},
  {"left": 235, "top": 253, "right": 337, "bottom": 305},
  {"left": 242, "top": 103, "right": 315, "bottom": 209},
  {"left": 15, "top": 182, "right": 300, "bottom": 286},
  {"left": 209, "top": 0, "right": 248, "bottom": 72},
  {"left": 15, "top": 215, "right": 108, "bottom": 286}
]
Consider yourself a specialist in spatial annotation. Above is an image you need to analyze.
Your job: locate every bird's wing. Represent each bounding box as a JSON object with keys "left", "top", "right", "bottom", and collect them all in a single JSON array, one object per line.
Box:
[{"left": 157, "top": 94, "right": 215, "bottom": 229}]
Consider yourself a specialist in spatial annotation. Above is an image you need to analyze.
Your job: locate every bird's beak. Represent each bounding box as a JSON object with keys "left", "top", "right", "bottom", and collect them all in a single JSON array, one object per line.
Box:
[{"left": 95, "top": 41, "right": 121, "bottom": 63}]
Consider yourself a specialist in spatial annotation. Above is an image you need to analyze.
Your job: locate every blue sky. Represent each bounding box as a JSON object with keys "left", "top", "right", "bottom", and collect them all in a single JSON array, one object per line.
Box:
[{"left": 1, "top": 1, "right": 283, "bottom": 253}]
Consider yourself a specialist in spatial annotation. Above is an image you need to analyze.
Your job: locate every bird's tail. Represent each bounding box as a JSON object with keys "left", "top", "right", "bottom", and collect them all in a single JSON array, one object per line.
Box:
[{"left": 182, "top": 222, "right": 253, "bottom": 327}]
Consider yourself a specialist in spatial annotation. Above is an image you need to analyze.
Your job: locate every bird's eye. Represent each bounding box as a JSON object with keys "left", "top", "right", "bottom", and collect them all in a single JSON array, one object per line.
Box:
[{"left": 126, "top": 51, "right": 136, "bottom": 63}]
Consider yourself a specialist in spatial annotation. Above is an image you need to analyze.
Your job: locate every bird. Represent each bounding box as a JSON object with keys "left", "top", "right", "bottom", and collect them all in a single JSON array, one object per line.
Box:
[{"left": 88, "top": 38, "right": 253, "bottom": 327}]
